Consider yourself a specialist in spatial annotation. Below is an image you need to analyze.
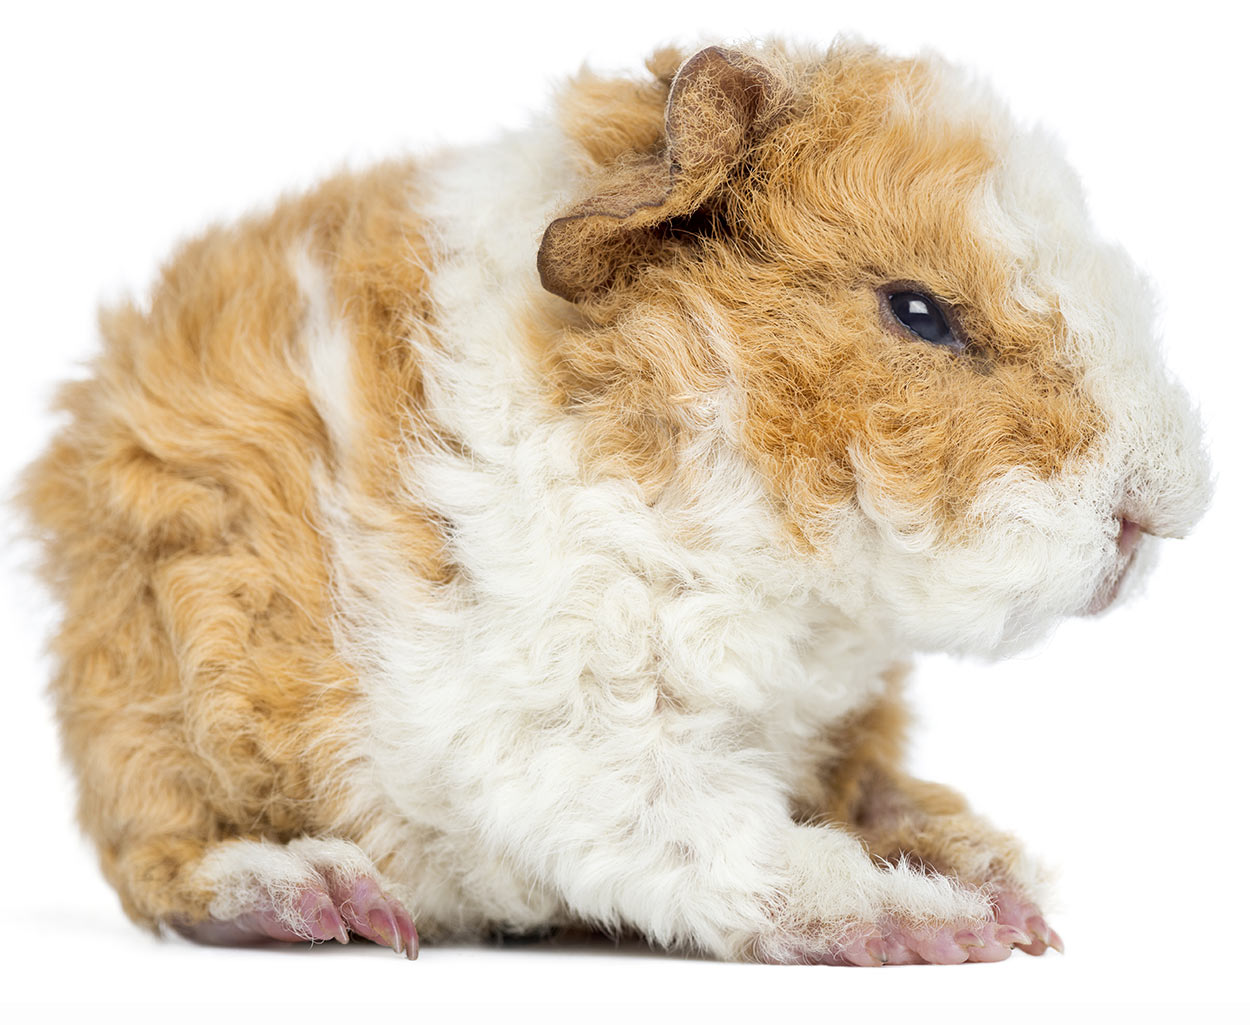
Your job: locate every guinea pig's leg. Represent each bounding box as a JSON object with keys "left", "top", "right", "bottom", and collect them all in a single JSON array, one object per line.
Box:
[
  {"left": 816, "top": 690, "right": 1061, "bottom": 960},
  {"left": 174, "top": 837, "right": 419, "bottom": 958},
  {"left": 453, "top": 716, "right": 994, "bottom": 964}
]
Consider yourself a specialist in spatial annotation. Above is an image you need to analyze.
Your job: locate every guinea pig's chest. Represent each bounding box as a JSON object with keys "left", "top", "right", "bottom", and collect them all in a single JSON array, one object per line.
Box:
[{"left": 317, "top": 415, "right": 892, "bottom": 823}]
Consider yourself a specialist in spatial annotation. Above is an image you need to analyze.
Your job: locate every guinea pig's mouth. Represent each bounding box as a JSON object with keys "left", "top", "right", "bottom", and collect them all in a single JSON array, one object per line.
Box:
[{"left": 1082, "top": 518, "right": 1145, "bottom": 615}]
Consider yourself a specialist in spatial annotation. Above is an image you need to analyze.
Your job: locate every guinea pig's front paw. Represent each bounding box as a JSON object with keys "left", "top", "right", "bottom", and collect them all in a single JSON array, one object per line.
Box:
[
  {"left": 827, "top": 893, "right": 1061, "bottom": 966},
  {"left": 817, "top": 911, "right": 1040, "bottom": 967}
]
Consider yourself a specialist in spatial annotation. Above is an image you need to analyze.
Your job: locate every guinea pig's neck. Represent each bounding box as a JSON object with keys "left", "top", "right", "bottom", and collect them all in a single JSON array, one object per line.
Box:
[{"left": 530, "top": 300, "right": 907, "bottom": 711}]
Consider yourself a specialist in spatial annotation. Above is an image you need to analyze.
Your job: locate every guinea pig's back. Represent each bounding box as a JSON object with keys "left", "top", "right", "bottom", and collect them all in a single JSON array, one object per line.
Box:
[{"left": 19, "top": 158, "right": 438, "bottom": 927}]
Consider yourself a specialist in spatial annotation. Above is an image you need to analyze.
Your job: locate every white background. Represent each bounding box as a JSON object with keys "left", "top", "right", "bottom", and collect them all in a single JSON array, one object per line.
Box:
[{"left": 2, "top": 1, "right": 1246, "bottom": 1019}]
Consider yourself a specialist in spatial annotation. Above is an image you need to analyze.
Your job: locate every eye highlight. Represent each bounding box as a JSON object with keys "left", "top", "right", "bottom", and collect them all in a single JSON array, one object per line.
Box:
[{"left": 883, "top": 289, "right": 965, "bottom": 353}]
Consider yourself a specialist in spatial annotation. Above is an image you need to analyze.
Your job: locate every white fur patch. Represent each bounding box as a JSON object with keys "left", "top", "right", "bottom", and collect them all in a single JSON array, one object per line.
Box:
[{"left": 291, "top": 247, "right": 357, "bottom": 458}]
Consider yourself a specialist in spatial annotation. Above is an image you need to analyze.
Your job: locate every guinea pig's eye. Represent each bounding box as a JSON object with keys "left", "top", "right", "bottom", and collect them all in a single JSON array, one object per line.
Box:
[{"left": 885, "top": 290, "right": 964, "bottom": 352}]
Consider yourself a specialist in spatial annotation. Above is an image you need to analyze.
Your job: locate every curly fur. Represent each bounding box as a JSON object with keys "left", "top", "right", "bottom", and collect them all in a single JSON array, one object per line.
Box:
[{"left": 20, "top": 40, "right": 1210, "bottom": 961}]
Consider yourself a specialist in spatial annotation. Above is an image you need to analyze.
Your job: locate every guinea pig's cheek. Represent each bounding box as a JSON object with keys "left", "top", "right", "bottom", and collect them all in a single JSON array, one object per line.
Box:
[{"left": 854, "top": 465, "right": 1124, "bottom": 656}]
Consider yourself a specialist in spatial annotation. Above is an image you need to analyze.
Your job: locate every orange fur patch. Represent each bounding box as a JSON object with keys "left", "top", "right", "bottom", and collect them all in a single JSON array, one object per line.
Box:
[
  {"left": 541, "top": 44, "right": 1102, "bottom": 544},
  {"left": 20, "top": 160, "right": 442, "bottom": 928}
]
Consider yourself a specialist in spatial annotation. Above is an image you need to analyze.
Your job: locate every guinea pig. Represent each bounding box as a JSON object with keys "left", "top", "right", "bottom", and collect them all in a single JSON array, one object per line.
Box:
[{"left": 20, "top": 40, "right": 1211, "bottom": 965}]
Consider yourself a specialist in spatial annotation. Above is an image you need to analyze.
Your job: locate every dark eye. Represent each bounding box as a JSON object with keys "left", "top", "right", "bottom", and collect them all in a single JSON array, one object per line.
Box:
[{"left": 886, "top": 290, "right": 963, "bottom": 352}]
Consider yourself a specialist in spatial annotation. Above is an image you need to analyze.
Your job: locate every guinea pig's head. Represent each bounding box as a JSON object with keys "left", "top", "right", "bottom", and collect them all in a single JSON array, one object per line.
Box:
[{"left": 539, "top": 43, "right": 1212, "bottom": 657}]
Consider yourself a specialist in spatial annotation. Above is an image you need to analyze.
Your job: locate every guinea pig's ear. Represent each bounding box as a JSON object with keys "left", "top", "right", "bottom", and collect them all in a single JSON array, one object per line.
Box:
[{"left": 538, "top": 46, "right": 783, "bottom": 303}]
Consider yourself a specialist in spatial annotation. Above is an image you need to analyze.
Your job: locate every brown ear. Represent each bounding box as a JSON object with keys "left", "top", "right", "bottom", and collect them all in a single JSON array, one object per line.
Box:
[{"left": 537, "top": 46, "right": 783, "bottom": 304}]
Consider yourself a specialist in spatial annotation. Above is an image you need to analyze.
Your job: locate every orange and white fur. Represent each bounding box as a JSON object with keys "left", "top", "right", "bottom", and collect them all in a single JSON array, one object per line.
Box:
[{"left": 22, "top": 41, "right": 1210, "bottom": 964}]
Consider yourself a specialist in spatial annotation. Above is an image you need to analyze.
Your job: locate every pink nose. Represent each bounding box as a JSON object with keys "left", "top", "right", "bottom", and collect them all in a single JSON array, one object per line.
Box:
[{"left": 1117, "top": 518, "right": 1144, "bottom": 557}]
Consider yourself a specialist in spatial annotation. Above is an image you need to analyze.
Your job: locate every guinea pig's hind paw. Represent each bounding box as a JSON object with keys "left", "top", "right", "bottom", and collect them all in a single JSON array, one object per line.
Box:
[
  {"left": 992, "top": 892, "right": 1063, "bottom": 956},
  {"left": 329, "top": 875, "right": 420, "bottom": 960},
  {"left": 179, "top": 875, "right": 419, "bottom": 959},
  {"left": 176, "top": 886, "right": 347, "bottom": 948}
]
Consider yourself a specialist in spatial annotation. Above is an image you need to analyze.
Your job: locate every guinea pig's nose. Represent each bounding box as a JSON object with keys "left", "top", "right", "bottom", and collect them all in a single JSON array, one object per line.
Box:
[{"left": 1117, "top": 517, "right": 1145, "bottom": 556}]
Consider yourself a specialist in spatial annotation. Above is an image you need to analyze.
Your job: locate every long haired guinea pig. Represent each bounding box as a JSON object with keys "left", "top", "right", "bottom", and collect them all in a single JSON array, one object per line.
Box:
[{"left": 21, "top": 40, "right": 1210, "bottom": 965}]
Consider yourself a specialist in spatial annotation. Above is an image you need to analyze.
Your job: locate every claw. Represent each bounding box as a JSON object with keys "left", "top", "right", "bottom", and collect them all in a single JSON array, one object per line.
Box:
[
  {"left": 298, "top": 889, "right": 349, "bottom": 944},
  {"left": 1027, "top": 915, "right": 1062, "bottom": 952},
  {"left": 954, "top": 929, "right": 985, "bottom": 949},
  {"left": 1018, "top": 914, "right": 1061, "bottom": 956},
  {"left": 996, "top": 924, "right": 1031, "bottom": 947},
  {"left": 394, "top": 908, "right": 420, "bottom": 960},
  {"left": 838, "top": 931, "right": 888, "bottom": 966},
  {"left": 330, "top": 876, "right": 419, "bottom": 959},
  {"left": 368, "top": 906, "right": 402, "bottom": 954}
]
